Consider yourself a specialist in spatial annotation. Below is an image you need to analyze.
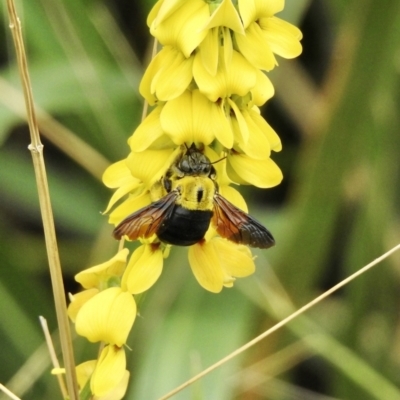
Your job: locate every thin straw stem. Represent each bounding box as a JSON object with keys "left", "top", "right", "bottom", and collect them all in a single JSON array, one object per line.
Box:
[
  {"left": 6, "top": 1, "right": 78, "bottom": 399},
  {"left": 39, "top": 317, "right": 68, "bottom": 398},
  {"left": 158, "top": 243, "right": 400, "bottom": 400},
  {"left": 0, "top": 384, "right": 21, "bottom": 400}
]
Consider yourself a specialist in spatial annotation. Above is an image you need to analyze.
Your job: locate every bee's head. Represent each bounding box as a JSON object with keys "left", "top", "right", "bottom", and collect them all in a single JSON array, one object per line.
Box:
[{"left": 179, "top": 145, "right": 212, "bottom": 176}]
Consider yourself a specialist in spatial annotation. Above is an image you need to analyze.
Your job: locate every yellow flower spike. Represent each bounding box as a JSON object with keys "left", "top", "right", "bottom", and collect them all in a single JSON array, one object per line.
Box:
[
  {"left": 109, "top": 190, "right": 151, "bottom": 225},
  {"left": 90, "top": 345, "right": 127, "bottom": 398},
  {"left": 260, "top": 17, "right": 303, "bottom": 59},
  {"left": 75, "top": 287, "right": 136, "bottom": 346},
  {"left": 68, "top": 289, "right": 99, "bottom": 322},
  {"left": 203, "top": 0, "right": 244, "bottom": 34},
  {"left": 126, "top": 148, "right": 175, "bottom": 186},
  {"left": 140, "top": 47, "right": 194, "bottom": 103},
  {"left": 160, "top": 90, "right": 216, "bottom": 145},
  {"left": 74, "top": 249, "right": 129, "bottom": 290},
  {"left": 121, "top": 244, "right": 164, "bottom": 294},
  {"left": 238, "top": 0, "right": 284, "bottom": 29},
  {"left": 227, "top": 152, "right": 283, "bottom": 188},
  {"left": 193, "top": 49, "right": 257, "bottom": 102},
  {"left": 150, "top": 0, "right": 209, "bottom": 58},
  {"left": 188, "top": 240, "right": 224, "bottom": 293}
]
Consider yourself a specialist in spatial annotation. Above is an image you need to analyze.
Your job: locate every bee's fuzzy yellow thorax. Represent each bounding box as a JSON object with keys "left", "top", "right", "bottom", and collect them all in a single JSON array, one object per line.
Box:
[{"left": 173, "top": 176, "right": 215, "bottom": 211}]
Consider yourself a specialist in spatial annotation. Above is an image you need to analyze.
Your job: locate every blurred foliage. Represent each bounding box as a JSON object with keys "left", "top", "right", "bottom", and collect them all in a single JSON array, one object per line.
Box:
[{"left": 1, "top": 0, "right": 400, "bottom": 399}]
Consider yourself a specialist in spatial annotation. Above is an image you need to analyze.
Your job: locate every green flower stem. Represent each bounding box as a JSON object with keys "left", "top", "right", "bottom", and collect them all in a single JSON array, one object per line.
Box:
[{"left": 6, "top": 1, "right": 78, "bottom": 399}]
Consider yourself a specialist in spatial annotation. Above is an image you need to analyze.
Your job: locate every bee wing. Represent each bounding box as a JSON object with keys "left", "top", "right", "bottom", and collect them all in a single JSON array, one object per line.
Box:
[
  {"left": 113, "top": 191, "right": 177, "bottom": 241},
  {"left": 212, "top": 193, "right": 275, "bottom": 249}
]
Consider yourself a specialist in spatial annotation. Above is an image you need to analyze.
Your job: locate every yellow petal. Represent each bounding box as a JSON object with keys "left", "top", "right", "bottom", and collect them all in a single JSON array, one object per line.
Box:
[
  {"left": 91, "top": 345, "right": 126, "bottom": 397},
  {"left": 227, "top": 153, "right": 283, "bottom": 188},
  {"left": 102, "top": 160, "right": 138, "bottom": 189},
  {"left": 160, "top": 90, "right": 215, "bottom": 145},
  {"left": 193, "top": 50, "right": 257, "bottom": 102},
  {"left": 95, "top": 371, "right": 129, "bottom": 400},
  {"left": 218, "top": 185, "right": 248, "bottom": 212},
  {"left": 147, "top": 0, "right": 163, "bottom": 27},
  {"left": 76, "top": 360, "right": 96, "bottom": 390},
  {"left": 239, "top": 108, "right": 271, "bottom": 159},
  {"left": 235, "top": 22, "right": 277, "bottom": 71},
  {"left": 122, "top": 245, "right": 164, "bottom": 294},
  {"left": 68, "top": 289, "right": 99, "bottom": 323},
  {"left": 151, "top": 0, "right": 209, "bottom": 58},
  {"left": 75, "top": 287, "right": 136, "bottom": 346},
  {"left": 212, "top": 238, "right": 255, "bottom": 278},
  {"left": 140, "top": 47, "right": 194, "bottom": 103},
  {"left": 188, "top": 242, "right": 224, "bottom": 293},
  {"left": 150, "top": 0, "right": 186, "bottom": 27},
  {"left": 210, "top": 101, "right": 233, "bottom": 148},
  {"left": 203, "top": 0, "right": 244, "bottom": 34},
  {"left": 154, "top": 50, "right": 194, "bottom": 101},
  {"left": 198, "top": 28, "right": 219, "bottom": 76},
  {"left": 139, "top": 49, "right": 163, "bottom": 105},
  {"left": 126, "top": 149, "right": 174, "bottom": 186},
  {"left": 128, "top": 106, "right": 165, "bottom": 151},
  {"left": 228, "top": 98, "right": 249, "bottom": 145},
  {"left": 75, "top": 249, "right": 129, "bottom": 289},
  {"left": 260, "top": 17, "right": 303, "bottom": 59},
  {"left": 238, "top": 0, "right": 284, "bottom": 28},
  {"left": 251, "top": 69, "right": 274, "bottom": 106},
  {"left": 248, "top": 108, "right": 282, "bottom": 151},
  {"left": 103, "top": 180, "right": 141, "bottom": 214},
  {"left": 109, "top": 191, "right": 151, "bottom": 225}
]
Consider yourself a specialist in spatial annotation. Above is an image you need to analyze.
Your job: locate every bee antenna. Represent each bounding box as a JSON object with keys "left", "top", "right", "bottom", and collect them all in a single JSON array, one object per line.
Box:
[{"left": 210, "top": 155, "right": 227, "bottom": 165}]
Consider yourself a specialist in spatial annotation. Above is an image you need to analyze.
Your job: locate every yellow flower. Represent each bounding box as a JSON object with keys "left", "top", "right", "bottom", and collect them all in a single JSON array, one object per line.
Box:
[
  {"left": 140, "top": 46, "right": 194, "bottom": 104},
  {"left": 67, "top": 288, "right": 99, "bottom": 322},
  {"left": 235, "top": 0, "right": 303, "bottom": 71},
  {"left": 227, "top": 151, "right": 283, "bottom": 188},
  {"left": 121, "top": 244, "right": 164, "bottom": 294},
  {"left": 90, "top": 345, "right": 128, "bottom": 398},
  {"left": 102, "top": 160, "right": 141, "bottom": 214},
  {"left": 75, "top": 287, "right": 136, "bottom": 346},
  {"left": 188, "top": 237, "right": 255, "bottom": 292},
  {"left": 74, "top": 249, "right": 129, "bottom": 290},
  {"left": 149, "top": 0, "right": 209, "bottom": 57}
]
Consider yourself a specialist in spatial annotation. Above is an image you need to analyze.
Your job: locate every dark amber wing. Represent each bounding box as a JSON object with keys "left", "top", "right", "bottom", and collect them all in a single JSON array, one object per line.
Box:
[
  {"left": 212, "top": 193, "right": 275, "bottom": 249},
  {"left": 113, "top": 191, "right": 178, "bottom": 241}
]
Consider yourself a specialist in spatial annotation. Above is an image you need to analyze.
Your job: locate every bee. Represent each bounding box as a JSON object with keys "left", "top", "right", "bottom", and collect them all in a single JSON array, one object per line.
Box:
[{"left": 113, "top": 144, "right": 275, "bottom": 249}]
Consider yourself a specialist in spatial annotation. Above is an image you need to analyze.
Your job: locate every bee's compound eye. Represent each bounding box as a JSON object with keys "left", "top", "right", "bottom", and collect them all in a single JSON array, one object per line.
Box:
[
  {"left": 179, "top": 157, "right": 191, "bottom": 173},
  {"left": 201, "top": 164, "right": 211, "bottom": 174},
  {"left": 163, "top": 178, "right": 172, "bottom": 192}
]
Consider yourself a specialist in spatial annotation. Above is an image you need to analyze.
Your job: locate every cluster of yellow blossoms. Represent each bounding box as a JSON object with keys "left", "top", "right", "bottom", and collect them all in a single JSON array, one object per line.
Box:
[{"left": 68, "top": 0, "right": 302, "bottom": 397}]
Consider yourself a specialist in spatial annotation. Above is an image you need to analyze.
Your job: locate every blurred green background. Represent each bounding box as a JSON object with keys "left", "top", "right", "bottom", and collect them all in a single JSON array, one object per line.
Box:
[{"left": 1, "top": 0, "right": 400, "bottom": 399}]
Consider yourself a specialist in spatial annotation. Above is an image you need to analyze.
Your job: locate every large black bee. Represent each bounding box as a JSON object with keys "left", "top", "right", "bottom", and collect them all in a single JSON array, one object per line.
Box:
[{"left": 113, "top": 144, "right": 275, "bottom": 249}]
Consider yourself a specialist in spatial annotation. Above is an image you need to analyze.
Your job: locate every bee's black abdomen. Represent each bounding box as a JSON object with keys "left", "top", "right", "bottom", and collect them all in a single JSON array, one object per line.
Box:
[{"left": 157, "top": 205, "right": 212, "bottom": 246}]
